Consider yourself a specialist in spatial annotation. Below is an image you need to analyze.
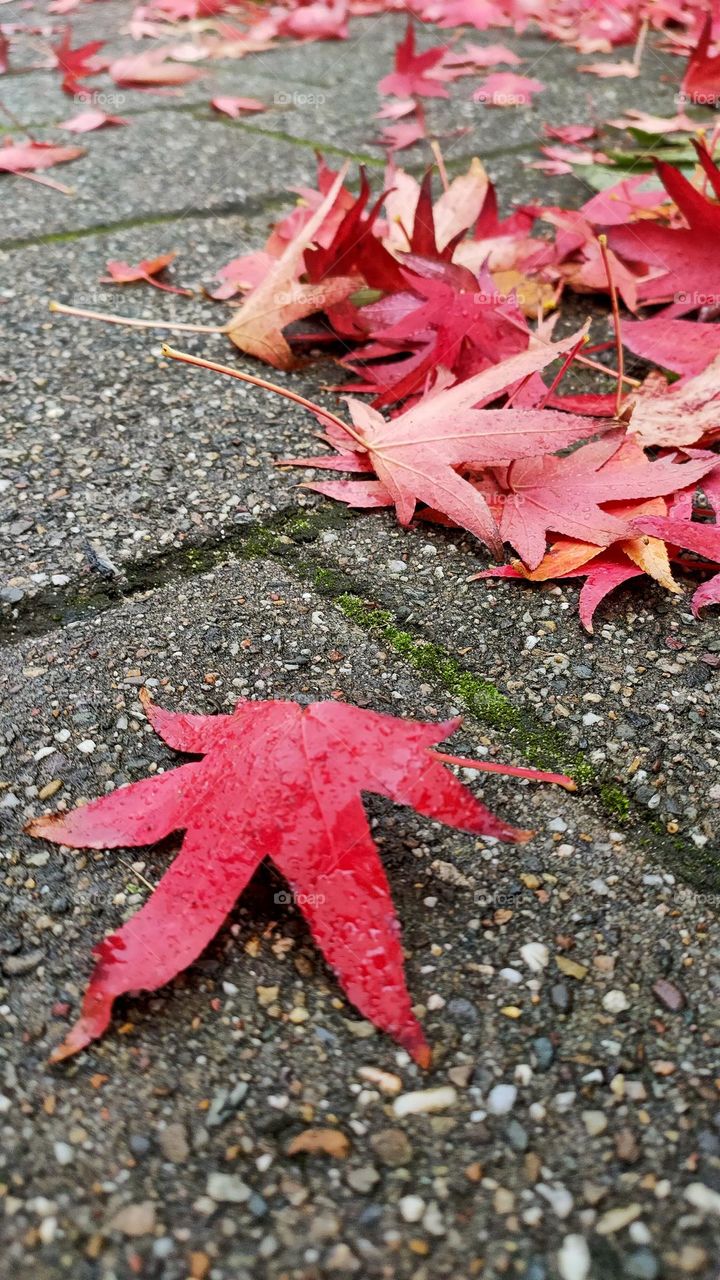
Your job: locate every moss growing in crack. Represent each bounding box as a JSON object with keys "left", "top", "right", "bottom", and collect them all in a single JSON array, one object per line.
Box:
[
  {"left": 600, "top": 783, "right": 631, "bottom": 822},
  {"left": 335, "top": 593, "right": 592, "bottom": 784}
]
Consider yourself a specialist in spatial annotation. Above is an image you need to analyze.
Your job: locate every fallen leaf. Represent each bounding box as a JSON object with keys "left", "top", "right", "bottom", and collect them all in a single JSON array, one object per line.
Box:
[
  {"left": 577, "top": 60, "right": 639, "bottom": 78},
  {"left": 626, "top": 354, "right": 720, "bottom": 447},
  {"left": 495, "top": 432, "right": 718, "bottom": 569},
  {"left": 101, "top": 252, "right": 193, "bottom": 296},
  {"left": 0, "top": 137, "right": 84, "bottom": 173},
  {"left": 633, "top": 514, "right": 720, "bottom": 615},
  {"left": 608, "top": 143, "right": 720, "bottom": 309},
  {"left": 28, "top": 692, "right": 572, "bottom": 1062},
  {"left": 283, "top": 330, "right": 603, "bottom": 553},
  {"left": 378, "top": 20, "right": 448, "bottom": 99},
  {"left": 681, "top": 13, "right": 720, "bottom": 106},
  {"left": 58, "top": 109, "right": 129, "bottom": 132},
  {"left": 211, "top": 95, "right": 266, "bottom": 116},
  {"left": 52, "top": 28, "right": 106, "bottom": 95},
  {"left": 622, "top": 317, "right": 720, "bottom": 380},
  {"left": 473, "top": 72, "right": 544, "bottom": 106},
  {"left": 110, "top": 49, "right": 204, "bottom": 87}
]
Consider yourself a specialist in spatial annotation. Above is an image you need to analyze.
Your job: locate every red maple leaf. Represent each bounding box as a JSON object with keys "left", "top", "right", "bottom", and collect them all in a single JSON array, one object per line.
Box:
[
  {"left": 100, "top": 251, "right": 193, "bottom": 295},
  {"left": 681, "top": 13, "right": 720, "bottom": 106},
  {"left": 344, "top": 257, "right": 530, "bottom": 408},
  {"left": 161, "top": 332, "right": 601, "bottom": 556},
  {"left": 52, "top": 27, "right": 105, "bottom": 96},
  {"left": 622, "top": 317, "right": 720, "bottom": 381},
  {"left": 633, "top": 515, "right": 720, "bottom": 615},
  {"left": 377, "top": 21, "right": 448, "bottom": 99},
  {"left": 27, "top": 692, "right": 573, "bottom": 1063},
  {"left": 607, "top": 142, "right": 720, "bottom": 310},
  {"left": 493, "top": 432, "right": 718, "bottom": 569}
]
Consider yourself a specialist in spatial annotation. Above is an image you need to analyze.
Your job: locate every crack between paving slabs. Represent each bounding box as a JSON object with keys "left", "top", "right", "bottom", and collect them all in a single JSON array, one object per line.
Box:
[{"left": 2, "top": 502, "right": 718, "bottom": 889}]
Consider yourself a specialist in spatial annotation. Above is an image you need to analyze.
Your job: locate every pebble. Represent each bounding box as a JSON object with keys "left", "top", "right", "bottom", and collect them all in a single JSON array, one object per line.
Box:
[
  {"left": 521, "top": 942, "right": 549, "bottom": 972},
  {"left": 159, "top": 1122, "right": 189, "bottom": 1164},
  {"left": 346, "top": 1166, "right": 379, "bottom": 1194},
  {"left": 206, "top": 1172, "right": 251, "bottom": 1204},
  {"left": 393, "top": 1086, "right": 457, "bottom": 1118},
  {"left": 596, "top": 1203, "right": 641, "bottom": 1234},
  {"left": 582, "top": 1110, "right": 608, "bottom": 1136},
  {"left": 532, "top": 1037, "right": 555, "bottom": 1071},
  {"left": 324, "top": 1243, "right": 359, "bottom": 1271},
  {"left": 2, "top": 950, "right": 44, "bottom": 976},
  {"left": 487, "top": 1084, "right": 517, "bottom": 1116},
  {"left": 506, "top": 1119, "right": 529, "bottom": 1152},
  {"left": 615, "top": 1128, "right": 640, "bottom": 1164},
  {"left": 53, "top": 1142, "right": 74, "bottom": 1166},
  {"left": 357, "top": 1066, "right": 402, "bottom": 1095},
  {"left": 557, "top": 1234, "right": 590, "bottom": 1280},
  {"left": 551, "top": 983, "right": 572, "bottom": 1012},
  {"left": 651, "top": 978, "right": 685, "bottom": 1011},
  {"left": 446, "top": 997, "right": 478, "bottom": 1022},
  {"left": 370, "top": 1128, "right": 412, "bottom": 1166},
  {"left": 625, "top": 1248, "right": 660, "bottom": 1279},
  {"left": 399, "top": 1195, "right": 425, "bottom": 1223},
  {"left": 602, "top": 989, "right": 630, "bottom": 1014},
  {"left": 110, "top": 1201, "right": 156, "bottom": 1237},
  {"left": 555, "top": 956, "right": 587, "bottom": 980},
  {"left": 684, "top": 1182, "right": 720, "bottom": 1216},
  {"left": 422, "top": 1201, "right": 445, "bottom": 1235},
  {"left": 537, "top": 1184, "right": 574, "bottom": 1218}
]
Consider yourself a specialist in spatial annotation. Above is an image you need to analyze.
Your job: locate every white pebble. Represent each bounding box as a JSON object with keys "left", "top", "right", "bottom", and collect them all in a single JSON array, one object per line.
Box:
[
  {"left": 602, "top": 990, "right": 630, "bottom": 1014},
  {"left": 499, "top": 967, "right": 523, "bottom": 985},
  {"left": 77, "top": 740, "right": 95, "bottom": 754},
  {"left": 487, "top": 1084, "right": 517, "bottom": 1116},
  {"left": 557, "top": 1233, "right": 591, "bottom": 1280},
  {"left": 538, "top": 1184, "right": 574, "bottom": 1219},
  {"left": 582, "top": 1110, "right": 608, "bottom": 1136},
  {"left": 684, "top": 1182, "right": 720, "bottom": 1216},
  {"left": 399, "top": 1195, "right": 425, "bottom": 1223},
  {"left": 393, "top": 1086, "right": 457, "bottom": 1118},
  {"left": 520, "top": 942, "right": 549, "bottom": 972},
  {"left": 53, "top": 1142, "right": 73, "bottom": 1166}
]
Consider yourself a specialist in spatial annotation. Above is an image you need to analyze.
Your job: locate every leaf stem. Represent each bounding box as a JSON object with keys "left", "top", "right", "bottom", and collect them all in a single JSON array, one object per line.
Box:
[
  {"left": 431, "top": 750, "right": 577, "bottom": 791},
  {"left": 161, "top": 344, "right": 364, "bottom": 443},
  {"left": 49, "top": 300, "right": 224, "bottom": 333},
  {"left": 597, "top": 233, "right": 625, "bottom": 417}
]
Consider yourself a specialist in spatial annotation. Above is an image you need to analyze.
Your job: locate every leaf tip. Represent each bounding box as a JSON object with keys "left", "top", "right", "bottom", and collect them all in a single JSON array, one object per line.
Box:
[{"left": 24, "top": 813, "right": 61, "bottom": 840}]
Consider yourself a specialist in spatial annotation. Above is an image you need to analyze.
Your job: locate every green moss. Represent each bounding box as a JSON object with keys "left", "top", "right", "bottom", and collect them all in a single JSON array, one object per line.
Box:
[
  {"left": 600, "top": 784, "right": 631, "bottom": 821},
  {"left": 335, "top": 593, "right": 591, "bottom": 783}
]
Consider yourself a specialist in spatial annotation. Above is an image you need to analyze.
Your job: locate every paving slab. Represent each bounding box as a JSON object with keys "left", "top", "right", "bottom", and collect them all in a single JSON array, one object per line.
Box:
[
  {"left": 294, "top": 508, "right": 720, "bottom": 853},
  {"left": 2, "top": 556, "right": 720, "bottom": 1280},
  {"left": 2, "top": 4, "right": 720, "bottom": 1277}
]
